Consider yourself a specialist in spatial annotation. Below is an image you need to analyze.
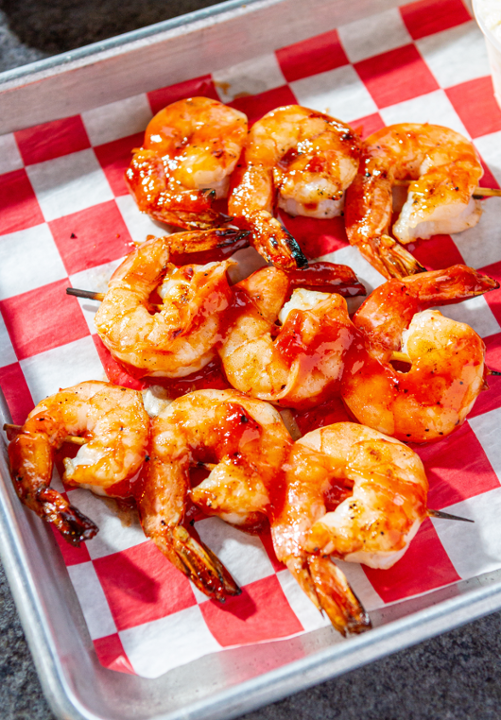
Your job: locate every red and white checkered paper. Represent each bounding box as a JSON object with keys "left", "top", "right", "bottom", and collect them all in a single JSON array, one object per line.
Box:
[{"left": 2, "top": 0, "right": 501, "bottom": 679}]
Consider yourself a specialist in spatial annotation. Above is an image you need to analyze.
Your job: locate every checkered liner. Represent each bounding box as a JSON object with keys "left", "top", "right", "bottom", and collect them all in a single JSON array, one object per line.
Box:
[{"left": 2, "top": 0, "right": 501, "bottom": 679}]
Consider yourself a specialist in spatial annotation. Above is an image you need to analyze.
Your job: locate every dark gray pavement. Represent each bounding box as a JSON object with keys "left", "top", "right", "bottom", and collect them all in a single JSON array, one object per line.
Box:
[{"left": 1, "top": 2, "right": 501, "bottom": 719}]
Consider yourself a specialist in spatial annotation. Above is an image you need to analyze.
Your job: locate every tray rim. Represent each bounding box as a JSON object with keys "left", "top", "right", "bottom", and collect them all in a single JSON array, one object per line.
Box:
[
  {"left": 0, "top": 0, "right": 417, "bottom": 135},
  {"left": 1, "top": 0, "right": 500, "bottom": 718},
  {"left": 0, "top": 0, "right": 263, "bottom": 86}
]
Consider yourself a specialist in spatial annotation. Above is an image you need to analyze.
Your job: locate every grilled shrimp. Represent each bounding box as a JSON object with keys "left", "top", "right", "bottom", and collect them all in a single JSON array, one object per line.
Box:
[
  {"left": 8, "top": 382, "right": 150, "bottom": 546},
  {"left": 94, "top": 231, "right": 243, "bottom": 378},
  {"left": 228, "top": 105, "right": 361, "bottom": 269},
  {"left": 271, "top": 422, "right": 428, "bottom": 634},
  {"left": 341, "top": 265, "right": 499, "bottom": 442},
  {"left": 345, "top": 123, "right": 484, "bottom": 279},
  {"left": 219, "top": 263, "right": 365, "bottom": 409},
  {"left": 126, "top": 97, "right": 248, "bottom": 229},
  {"left": 137, "top": 389, "right": 293, "bottom": 600}
]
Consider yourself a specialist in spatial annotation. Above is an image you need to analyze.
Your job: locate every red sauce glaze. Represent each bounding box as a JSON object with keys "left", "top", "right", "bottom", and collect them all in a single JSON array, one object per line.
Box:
[
  {"left": 292, "top": 396, "right": 352, "bottom": 436},
  {"left": 213, "top": 402, "right": 262, "bottom": 458},
  {"left": 273, "top": 308, "right": 355, "bottom": 408},
  {"left": 105, "top": 474, "right": 143, "bottom": 500},
  {"left": 104, "top": 353, "right": 232, "bottom": 399}
]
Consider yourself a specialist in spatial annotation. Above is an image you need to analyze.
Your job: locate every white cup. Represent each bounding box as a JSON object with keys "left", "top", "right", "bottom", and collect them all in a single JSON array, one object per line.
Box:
[{"left": 473, "top": 0, "right": 501, "bottom": 109}]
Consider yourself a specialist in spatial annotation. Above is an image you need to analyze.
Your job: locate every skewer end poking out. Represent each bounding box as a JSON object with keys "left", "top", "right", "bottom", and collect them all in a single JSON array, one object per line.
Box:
[
  {"left": 3, "top": 423, "right": 86, "bottom": 445},
  {"left": 472, "top": 187, "right": 501, "bottom": 198},
  {"left": 66, "top": 288, "right": 104, "bottom": 301},
  {"left": 428, "top": 509, "right": 474, "bottom": 523},
  {"left": 394, "top": 180, "right": 501, "bottom": 198}
]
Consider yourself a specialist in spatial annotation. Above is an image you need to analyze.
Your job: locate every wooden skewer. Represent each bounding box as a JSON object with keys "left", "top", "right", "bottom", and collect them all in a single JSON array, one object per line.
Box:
[
  {"left": 393, "top": 179, "right": 501, "bottom": 198},
  {"left": 390, "top": 352, "right": 501, "bottom": 380},
  {"left": 428, "top": 508, "right": 474, "bottom": 523},
  {"left": 62, "top": 294, "right": 501, "bottom": 378},
  {"left": 66, "top": 288, "right": 104, "bottom": 301},
  {"left": 391, "top": 350, "right": 411, "bottom": 364},
  {"left": 3, "top": 423, "right": 86, "bottom": 445},
  {"left": 472, "top": 187, "right": 501, "bottom": 198},
  {"left": 67, "top": 288, "right": 162, "bottom": 312}
]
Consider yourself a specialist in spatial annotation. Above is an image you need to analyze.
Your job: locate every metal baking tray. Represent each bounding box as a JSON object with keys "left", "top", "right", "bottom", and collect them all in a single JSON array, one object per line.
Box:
[{"left": 2, "top": 0, "right": 501, "bottom": 718}]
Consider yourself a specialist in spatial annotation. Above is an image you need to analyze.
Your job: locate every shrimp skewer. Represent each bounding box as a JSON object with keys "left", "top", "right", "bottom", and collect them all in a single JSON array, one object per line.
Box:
[
  {"left": 345, "top": 123, "right": 484, "bottom": 279},
  {"left": 271, "top": 423, "right": 428, "bottom": 634},
  {"left": 79, "top": 231, "right": 365, "bottom": 386},
  {"left": 94, "top": 231, "right": 239, "bottom": 378},
  {"left": 126, "top": 97, "right": 248, "bottom": 229},
  {"left": 341, "top": 265, "right": 499, "bottom": 442},
  {"left": 138, "top": 389, "right": 293, "bottom": 599},
  {"left": 229, "top": 105, "right": 361, "bottom": 270},
  {"left": 8, "top": 382, "right": 150, "bottom": 546},
  {"left": 219, "top": 264, "right": 364, "bottom": 409}
]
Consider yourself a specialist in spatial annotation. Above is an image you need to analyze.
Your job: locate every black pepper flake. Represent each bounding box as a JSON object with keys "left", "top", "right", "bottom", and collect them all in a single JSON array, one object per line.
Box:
[
  {"left": 240, "top": 415, "right": 248, "bottom": 423},
  {"left": 70, "top": 232, "right": 77, "bottom": 239},
  {"left": 145, "top": 455, "right": 150, "bottom": 462}
]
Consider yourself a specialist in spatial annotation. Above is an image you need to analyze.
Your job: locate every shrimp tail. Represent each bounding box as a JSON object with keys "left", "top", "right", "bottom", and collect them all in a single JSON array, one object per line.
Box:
[
  {"left": 402, "top": 264, "right": 499, "bottom": 302},
  {"left": 246, "top": 210, "right": 308, "bottom": 270},
  {"left": 9, "top": 432, "right": 99, "bottom": 546},
  {"left": 165, "top": 526, "right": 241, "bottom": 602},
  {"left": 40, "top": 489, "right": 99, "bottom": 546},
  {"left": 148, "top": 193, "right": 228, "bottom": 230},
  {"left": 287, "top": 262, "right": 367, "bottom": 297},
  {"left": 288, "top": 555, "right": 371, "bottom": 636},
  {"left": 165, "top": 228, "right": 250, "bottom": 255},
  {"left": 359, "top": 234, "right": 426, "bottom": 280},
  {"left": 308, "top": 556, "right": 371, "bottom": 636}
]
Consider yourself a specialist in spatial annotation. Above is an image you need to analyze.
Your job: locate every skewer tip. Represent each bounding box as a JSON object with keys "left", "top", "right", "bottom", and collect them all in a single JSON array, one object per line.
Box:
[
  {"left": 66, "top": 288, "right": 104, "bottom": 301},
  {"left": 428, "top": 508, "right": 474, "bottom": 523}
]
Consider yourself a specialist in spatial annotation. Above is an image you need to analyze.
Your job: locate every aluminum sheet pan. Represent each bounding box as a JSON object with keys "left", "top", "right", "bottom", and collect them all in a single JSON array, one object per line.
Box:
[{"left": 1, "top": 0, "right": 501, "bottom": 718}]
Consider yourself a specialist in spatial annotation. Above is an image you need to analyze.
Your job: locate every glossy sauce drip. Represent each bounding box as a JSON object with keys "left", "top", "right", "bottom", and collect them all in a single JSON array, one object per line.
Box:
[
  {"left": 213, "top": 402, "right": 261, "bottom": 459},
  {"left": 292, "top": 396, "right": 352, "bottom": 436},
  {"left": 105, "top": 475, "right": 142, "bottom": 500},
  {"left": 275, "top": 310, "right": 353, "bottom": 372}
]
